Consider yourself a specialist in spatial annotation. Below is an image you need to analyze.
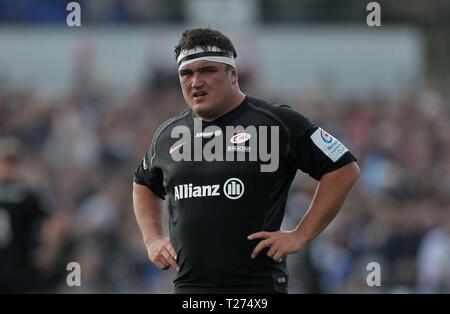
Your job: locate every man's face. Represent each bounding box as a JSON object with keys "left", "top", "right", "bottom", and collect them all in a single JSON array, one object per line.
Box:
[{"left": 178, "top": 60, "right": 237, "bottom": 121}]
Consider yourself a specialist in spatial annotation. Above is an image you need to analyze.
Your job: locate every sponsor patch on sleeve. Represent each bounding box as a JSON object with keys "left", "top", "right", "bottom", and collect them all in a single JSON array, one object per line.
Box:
[{"left": 310, "top": 128, "right": 348, "bottom": 162}]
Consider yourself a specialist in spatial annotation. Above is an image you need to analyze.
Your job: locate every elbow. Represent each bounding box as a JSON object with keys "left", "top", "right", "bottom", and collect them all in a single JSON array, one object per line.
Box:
[{"left": 350, "top": 161, "right": 361, "bottom": 184}]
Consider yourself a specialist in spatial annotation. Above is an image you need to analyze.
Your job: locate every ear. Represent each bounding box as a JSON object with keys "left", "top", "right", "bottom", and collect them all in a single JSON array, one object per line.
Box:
[{"left": 230, "top": 68, "right": 238, "bottom": 85}]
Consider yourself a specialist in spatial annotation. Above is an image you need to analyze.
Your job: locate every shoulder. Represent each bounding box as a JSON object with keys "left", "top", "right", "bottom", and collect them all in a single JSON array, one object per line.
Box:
[
  {"left": 152, "top": 108, "right": 191, "bottom": 145},
  {"left": 245, "top": 95, "right": 315, "bottom": 136}
]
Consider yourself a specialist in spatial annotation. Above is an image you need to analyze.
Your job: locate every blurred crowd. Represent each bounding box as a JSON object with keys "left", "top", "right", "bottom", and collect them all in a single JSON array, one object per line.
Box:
[
  {"left": 1, "top": 0, "right": 448, "bottom": 25},
  {"left": 0, "top": 68, "right": 449, "bottom": 293},
  {"left": 282, "top": 88, "right": 450, "bottom": 293}
]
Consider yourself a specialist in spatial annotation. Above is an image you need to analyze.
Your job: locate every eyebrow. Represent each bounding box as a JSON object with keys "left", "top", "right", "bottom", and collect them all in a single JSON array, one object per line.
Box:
[{"left": 179, "top": 65, "right": 218, "bottom": 75}]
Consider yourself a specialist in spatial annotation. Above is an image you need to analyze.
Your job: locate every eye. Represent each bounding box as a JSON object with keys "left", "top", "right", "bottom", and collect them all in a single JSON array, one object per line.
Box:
[{"left": 200, "top": 68, "right": 216, "bottom": 73}]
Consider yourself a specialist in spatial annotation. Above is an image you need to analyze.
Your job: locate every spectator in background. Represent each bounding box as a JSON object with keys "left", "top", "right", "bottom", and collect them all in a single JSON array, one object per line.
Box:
[
  {"left": 0, "top": 137, "right": 55, "bottom": 292},
  {"left": 417, "top": 207, "right": 450, "bottom": 293}
]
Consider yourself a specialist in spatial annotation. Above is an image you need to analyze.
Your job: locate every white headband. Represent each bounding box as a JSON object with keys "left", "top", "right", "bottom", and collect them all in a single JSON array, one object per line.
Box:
[{"left": 177, "top": 46, "right": 236, "bottom": 69}]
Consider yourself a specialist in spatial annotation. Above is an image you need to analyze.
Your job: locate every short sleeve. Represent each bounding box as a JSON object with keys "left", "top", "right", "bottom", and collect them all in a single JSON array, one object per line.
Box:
[
  {"left": 292, "top": 127, "right": 357, "bottom": 180},
  {"left": 273, "top": 105, "right": 356, "bottom": 180},
  {"left": 133, "top": 138, "right": 166, "bottom": 200}
]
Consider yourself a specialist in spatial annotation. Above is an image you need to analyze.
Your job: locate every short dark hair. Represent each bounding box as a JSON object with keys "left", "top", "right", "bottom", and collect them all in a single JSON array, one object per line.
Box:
[{"left": 174, "top": 28, "right": 237, "bottom": 61}]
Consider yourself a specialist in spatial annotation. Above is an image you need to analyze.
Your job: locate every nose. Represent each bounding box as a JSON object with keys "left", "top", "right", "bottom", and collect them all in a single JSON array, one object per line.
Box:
[{"left": 191, "top": 72, "right": 205, "bottom": 89}]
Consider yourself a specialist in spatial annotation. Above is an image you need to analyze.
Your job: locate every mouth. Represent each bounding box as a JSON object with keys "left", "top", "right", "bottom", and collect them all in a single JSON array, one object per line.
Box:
[{"left": 192, "top": 91, "right": 207, "bottom": 99}]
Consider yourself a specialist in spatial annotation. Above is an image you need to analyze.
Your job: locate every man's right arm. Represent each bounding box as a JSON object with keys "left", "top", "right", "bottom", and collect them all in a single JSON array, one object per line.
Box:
[{"left": 132, "top": 182, "right": 179, "bottom": 272}]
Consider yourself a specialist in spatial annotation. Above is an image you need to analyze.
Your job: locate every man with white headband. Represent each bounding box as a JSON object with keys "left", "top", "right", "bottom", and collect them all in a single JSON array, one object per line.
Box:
[
  {"left": 133, "top": 28, "right": 360, "bottom": 294},
  {"left": 175, "top": 34, "right": 244, "bottom": 124}
]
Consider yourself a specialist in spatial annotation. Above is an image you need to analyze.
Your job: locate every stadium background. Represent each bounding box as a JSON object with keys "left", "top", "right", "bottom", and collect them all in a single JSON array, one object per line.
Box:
[{"left": 0, "top": 0, "right": 449, "bottom": 293}]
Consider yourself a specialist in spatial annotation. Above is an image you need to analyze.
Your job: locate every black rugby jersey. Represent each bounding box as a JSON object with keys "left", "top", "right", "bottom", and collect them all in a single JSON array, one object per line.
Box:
[
  {"left": 133, "top": 95, "right": 356, "bottom": 293},
  {"left": 0, "top": 180, "right": 50, "bottom": 292}
]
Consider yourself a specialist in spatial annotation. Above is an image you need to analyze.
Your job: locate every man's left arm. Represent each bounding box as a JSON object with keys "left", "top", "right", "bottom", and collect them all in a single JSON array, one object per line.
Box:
[{"left": 248, "top": 161, "right": 360, "bottom": 262}]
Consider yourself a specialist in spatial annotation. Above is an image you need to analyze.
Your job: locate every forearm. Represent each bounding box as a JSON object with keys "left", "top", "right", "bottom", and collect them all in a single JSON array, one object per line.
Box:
[
  {"left": 132, "top": 182, "right": 164, "bottom": 246},
  {"left": 293, "top": 162, "right": 360, "bottom": 243}
]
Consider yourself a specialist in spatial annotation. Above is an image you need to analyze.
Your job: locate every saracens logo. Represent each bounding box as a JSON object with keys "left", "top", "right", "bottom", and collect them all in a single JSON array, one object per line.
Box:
[
  {"left": 230, "top": 132, "right": 251, "bottom": 144},
  {"left": 173, "top": 177, "right": 245, "bottom": 201}
]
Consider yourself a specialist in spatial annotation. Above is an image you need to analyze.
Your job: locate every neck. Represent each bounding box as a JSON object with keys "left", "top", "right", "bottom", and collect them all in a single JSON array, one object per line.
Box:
[{"left": 199, "top": 89, "right": 246, "bottom": 123}]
